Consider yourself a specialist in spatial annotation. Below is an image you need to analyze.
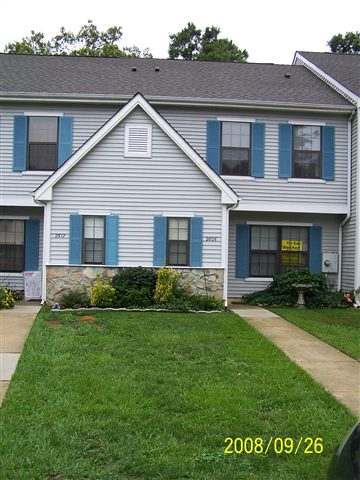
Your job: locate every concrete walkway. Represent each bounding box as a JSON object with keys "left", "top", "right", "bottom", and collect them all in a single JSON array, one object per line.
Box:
[
  {"left": 233, "top": 306, "right": 360, "bottom": 418},
  {"left": 0, "top": 304, "right": 40, "bottom": 405}
]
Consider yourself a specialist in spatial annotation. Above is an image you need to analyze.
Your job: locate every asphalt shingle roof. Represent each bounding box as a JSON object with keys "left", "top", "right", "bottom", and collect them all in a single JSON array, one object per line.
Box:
[
  {"left": 299, "top": 51, "right": 360, "bottom": 98},
  {"left": 0, "top": 53, "right": 351, "bottom": 107}
]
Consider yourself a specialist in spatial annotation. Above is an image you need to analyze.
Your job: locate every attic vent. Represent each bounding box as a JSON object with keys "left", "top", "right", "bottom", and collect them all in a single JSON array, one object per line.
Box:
[{"left": 124, "top": 124, "right": 152, "bottom": 157}]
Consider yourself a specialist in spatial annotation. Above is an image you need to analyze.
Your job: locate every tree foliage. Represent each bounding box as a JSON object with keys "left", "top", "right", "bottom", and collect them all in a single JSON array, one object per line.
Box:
[
  {"left": 168, "top": 22, "right": 248, "bottom": 62},
  {"left": 4, "top": 20, "right": 152, "bottom": 58},
  {"left": 328, "top": 31, "right": 360, "bottom": 54}
]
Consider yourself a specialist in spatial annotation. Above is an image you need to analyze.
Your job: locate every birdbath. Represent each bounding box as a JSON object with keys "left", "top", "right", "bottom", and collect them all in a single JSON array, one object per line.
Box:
[{"left": 293, "top": 283, "right": 313, "bottom": 309}]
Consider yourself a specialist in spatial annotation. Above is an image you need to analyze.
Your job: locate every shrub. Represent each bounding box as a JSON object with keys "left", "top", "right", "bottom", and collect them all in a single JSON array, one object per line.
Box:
[
  {"left": 59, "top": 289, "right": 91, "bottom": 309},
  {"left": 154, "top": 267, "right": 181, "bottom": 304},
  {"left": 187, "top": 294, "right": 225, "bottom": 311},
  {"left": 112, "top": 267, "right": 156, "bottom": 307},
  {"left": 90, "top": 278, "right": 116, "bottom": 308},
  {"left": 0, "top": 288, "right": 16, "bottom": 309},
  {"left": 244, "top": 269, "right": 348, "bottom": 308}
]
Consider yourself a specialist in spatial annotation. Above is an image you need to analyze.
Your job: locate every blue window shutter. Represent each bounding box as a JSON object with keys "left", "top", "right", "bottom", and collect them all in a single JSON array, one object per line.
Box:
[
  {"left": 322, "top": 126, "right": 335, "bottom": 181},
  {"left": 58, "top": 116, "right": 73, "bottom": 167},
  {"left": 236, "top": 224, "right": 250, "bottom": 278},
  {"left": 69, "top": 214, "right": 83, "bottom": 265},
  {"left": 279, "top": 124, "right": 292, "bottom": 178},
  {"left": 105, "top": 215, "right": 119, "bottom": 266},
  {"left": 309, "top": 226, "right": 322, "bottom": 274},
  {"left": 206, "top": 120, "right": 221, "bottom": 173},
  {"left": 251, "top": 122, "right": 265, "bottom": 178},
  {"left": 190, "top": 216, "right": 203, "bottom": 267},
  {"left": 25, "top": 219, "right": 40, "bottom": 271},
  {"left": 153, "top": 216, "right": 166, "bottom": 266},
  {"left": 13, "top": 116, "right": 27, "bottom": 172}
]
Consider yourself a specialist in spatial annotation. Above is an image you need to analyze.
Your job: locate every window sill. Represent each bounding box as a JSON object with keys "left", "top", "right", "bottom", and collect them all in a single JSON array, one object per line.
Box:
[
  {"left": 222, "top": 175, "right": 256, "bottom": 180},
  {"left": 245, "top": 277, "right": 273, "bottom": 281},
  {"left": 21, "top": 170, "right": 54, "bottom": 176},
  {"left": 287, "top": 178, "right": 326, "bottom": 184}
]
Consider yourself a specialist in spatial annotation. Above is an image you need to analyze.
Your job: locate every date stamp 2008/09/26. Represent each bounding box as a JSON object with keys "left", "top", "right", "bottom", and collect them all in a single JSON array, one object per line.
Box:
[{"left": 224, "top": 436, "right": 324, "bottom": 456}]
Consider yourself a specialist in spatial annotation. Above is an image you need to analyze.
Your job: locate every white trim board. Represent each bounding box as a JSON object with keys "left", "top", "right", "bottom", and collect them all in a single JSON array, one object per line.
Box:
[
  {"left": 23, "top": 111, "right": 64, "bottom": 117},
  {"left": 34, "top": 93, "right": 238, "bottom": 205},
  {"left": 235, "top": 200, "right": 347, "bottom": 215},
  {"left": 246, "top": 221, "right": 313, "bottom": 227}
]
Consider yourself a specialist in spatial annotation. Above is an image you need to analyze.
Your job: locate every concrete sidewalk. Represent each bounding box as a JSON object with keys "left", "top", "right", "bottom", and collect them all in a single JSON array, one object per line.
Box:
[
  {"left": 0, "top": 304, "right": 40, "bottom": 405},
  {"left": 233, "top": 306, "right": 360, "bottom": 418}
]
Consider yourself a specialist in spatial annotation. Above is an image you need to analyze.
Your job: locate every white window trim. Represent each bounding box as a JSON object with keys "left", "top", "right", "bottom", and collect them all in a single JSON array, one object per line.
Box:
[
  {"left": 246, "top": 221, "right": 313, "bottom": 227},
  {"left": 222, "top": 175, "right": 256, "bottom": 181},
  {"left": 161, "top": 213, "right": 195, "bottom": 218},
  {"left": 217, "top": 117, "right": 256, "bottom": 123},
  {"left": 0, "top": 216, "right": 30, "bottom": 220},
  {"left": 288, "top": 120, "right": 326, "bottom": 126},
  {"left": 21, "top": 171, "right": 54, "bottom": 176},
  {"left": 0, "top": 272, "right": 24, "bottom": 277},
  {"left": 124, "top": 123, "right": 152, "bottom": 158},
  {"left": 23, "top": 111, "right": 64, "bottom": 117},
  {"left": 78, "top": 211, "right": 112, "bottom": 216},
  {"left": 287, "top": 178, "right": 326, "bottom": 184}
]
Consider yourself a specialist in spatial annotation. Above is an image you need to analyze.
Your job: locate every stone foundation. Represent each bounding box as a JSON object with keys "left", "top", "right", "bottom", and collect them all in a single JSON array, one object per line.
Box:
[{"left": 46, "top": 266, "right": 224, "bottom": 304}]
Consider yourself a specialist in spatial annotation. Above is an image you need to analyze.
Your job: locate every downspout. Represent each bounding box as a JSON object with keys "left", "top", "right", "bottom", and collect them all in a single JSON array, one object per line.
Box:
[
  {"left": 222, "top": 200, "right": 239, "bottom": 307},
  {"left": 337, "top": 110, "right": 355, "bottom": 290},
  {"left": 354, "top": 102, "right": 360, "bottom": 297}
]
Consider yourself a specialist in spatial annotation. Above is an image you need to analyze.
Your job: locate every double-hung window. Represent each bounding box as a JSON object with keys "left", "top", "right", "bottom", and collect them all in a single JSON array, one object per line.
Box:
[
  {"left": 28, "top": 116, "right": 58, "bottom": 171},
  {"left": 0, "top": 220, "right": 25, "bottom": 272},
  {"left": 221, "top": 122, "right": 251, "bottom": 176},
  {"left": 82, "top": 216, "right": 105, "bottom": 264},
  {"left": 293, "top": 125, "right": 321, "bottom": 179},
  {"left": 250, "top": 225, "right": 308, "bottom": 277},
  {"left": 167, "top": 218, "right": 190, "bottom": 266}
]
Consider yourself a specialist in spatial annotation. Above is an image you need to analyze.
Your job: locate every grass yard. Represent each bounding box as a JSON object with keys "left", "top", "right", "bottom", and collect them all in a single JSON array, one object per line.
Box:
[
  {"left": 0, "top": 308, "right": 355, "bottom": 480},
  {"left": 272, "top": 308, "right": 360, "bottom": 360}
]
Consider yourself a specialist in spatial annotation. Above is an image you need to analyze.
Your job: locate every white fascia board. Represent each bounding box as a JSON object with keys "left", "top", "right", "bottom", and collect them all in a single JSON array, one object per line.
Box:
[
  {"left": 235, "top": 200, "right": 347, "bottom": 215},
  {"left": 0, "top": 195, "right": 42, "bottom": 207},
  {"left": 35, "top": 93, "right": 238, "bottom": 205},
  {"left": 294, "top": 53, "right": 359, "bottom": 105}
]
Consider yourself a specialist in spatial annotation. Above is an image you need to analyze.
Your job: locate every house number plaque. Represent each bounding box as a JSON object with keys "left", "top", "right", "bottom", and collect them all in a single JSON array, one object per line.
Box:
[{"left": 205, "top": 236, "right": 219, "bottom": 243}]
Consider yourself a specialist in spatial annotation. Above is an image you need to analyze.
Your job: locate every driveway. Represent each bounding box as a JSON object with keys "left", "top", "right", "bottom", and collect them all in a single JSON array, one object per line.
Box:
[{"left": 0, "top": 304, "right": 40, "bottom": 405}]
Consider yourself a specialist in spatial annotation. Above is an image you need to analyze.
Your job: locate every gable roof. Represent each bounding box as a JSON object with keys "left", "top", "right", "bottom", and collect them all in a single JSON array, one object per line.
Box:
[
  {"left": 0, "top": 54, "right": 352, "bottom": 110},
  {"left": 34, "top": 93, "right": 238, "bottom": 205},
  {"left": 296, "top": 51, "right": 360, "bottom": 100}
]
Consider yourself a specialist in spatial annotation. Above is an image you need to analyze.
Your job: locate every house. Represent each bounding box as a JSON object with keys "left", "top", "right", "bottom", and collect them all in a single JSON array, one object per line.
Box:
[
  {"left": 0, "top": 53, "right": 356, "bottom": 304},
  {"left": 294, "top": 52, "right": 360, "bottom": 296}
]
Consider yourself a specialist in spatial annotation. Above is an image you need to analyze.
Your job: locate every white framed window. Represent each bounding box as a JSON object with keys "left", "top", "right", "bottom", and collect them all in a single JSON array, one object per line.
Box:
[{"left": 124, "top": 124, "right": 152, "bottom": 158}]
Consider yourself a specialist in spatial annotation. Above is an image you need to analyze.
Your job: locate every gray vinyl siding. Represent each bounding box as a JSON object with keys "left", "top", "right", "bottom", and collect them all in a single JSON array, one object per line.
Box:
[
  {"left": 0, "top": 104, "right": 116, "bottom": 196},
  {"left": 0, "top": 206, "right": 43, "bottom": 290},
  {"left": 228, "top": 211, "right": 341, "bottom": 298},
  {"left": 50, "top": 107, "right": 223, "bottom": 267},
  {"left": 342, "top": 113, "right": 357, "bottom": 290},
  {"left": 158, "top": 106, "right": 349, "bottom": 207}
]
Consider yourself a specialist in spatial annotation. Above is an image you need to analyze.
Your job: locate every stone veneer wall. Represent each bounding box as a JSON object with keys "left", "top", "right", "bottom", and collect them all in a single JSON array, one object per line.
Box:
[{"left": 46, "top": 266, "right": 224, "bottom": 304}]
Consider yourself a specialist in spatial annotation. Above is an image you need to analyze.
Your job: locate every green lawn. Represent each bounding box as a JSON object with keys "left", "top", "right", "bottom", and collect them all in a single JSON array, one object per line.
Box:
[
  {"left": 272, "top": 308, "right": 360, "bottom": 360},
  {"left": 0, "top": 309, "right": 355, "bottom": 479}
]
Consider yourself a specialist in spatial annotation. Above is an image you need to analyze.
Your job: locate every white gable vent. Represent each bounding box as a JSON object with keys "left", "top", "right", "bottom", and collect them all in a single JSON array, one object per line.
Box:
[{"left": 124, "top": 124, "right": 152, "bottom": 157}]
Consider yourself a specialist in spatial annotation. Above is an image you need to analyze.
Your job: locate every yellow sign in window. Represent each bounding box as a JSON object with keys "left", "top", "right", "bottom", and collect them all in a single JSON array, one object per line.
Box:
[{"left": 281, "top": 240, "right": 303, "bottom": 251}]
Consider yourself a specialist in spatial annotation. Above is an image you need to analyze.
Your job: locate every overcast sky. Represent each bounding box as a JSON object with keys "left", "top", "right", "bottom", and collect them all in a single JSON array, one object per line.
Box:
[{"left": 1, "top": 0, "right": 359, "bottom": 63}]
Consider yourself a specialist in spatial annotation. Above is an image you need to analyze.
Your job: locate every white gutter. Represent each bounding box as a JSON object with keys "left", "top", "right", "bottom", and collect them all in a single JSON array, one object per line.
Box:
[
  {"left": 338, "top": 111, "right": 354, "bottom": 289},
  {"left": 354, "top": 103, "right": 360, "bottom": 294}
]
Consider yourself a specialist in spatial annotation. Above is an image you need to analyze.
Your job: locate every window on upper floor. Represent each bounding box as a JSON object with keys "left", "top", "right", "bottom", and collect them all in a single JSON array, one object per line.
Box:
[
  {"left": 28, "top": 117, "right": 58, "bottom": 171},
  {"left": 293, "top": 125, "right": 321, "bottom": 179},
  {"left": 250, "top": 225, "right": 308, "bottom": 277},
  {"left": 82, "top": 216, "right": 105, "bottom": 264},
  {"left": 0, "top": 220, "right": 25, "bottom": 272},
  {"left": 221, "top": 122, "right": 251, "bottom": 176},
  {"left": 167, "top": 218, "right": 190, "bottom": 266}
]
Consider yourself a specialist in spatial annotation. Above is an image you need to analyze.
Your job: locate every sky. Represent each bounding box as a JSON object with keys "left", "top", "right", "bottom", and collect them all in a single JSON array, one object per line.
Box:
[{"left": 1, "top": 0, "right": 359, "bottom": 63}]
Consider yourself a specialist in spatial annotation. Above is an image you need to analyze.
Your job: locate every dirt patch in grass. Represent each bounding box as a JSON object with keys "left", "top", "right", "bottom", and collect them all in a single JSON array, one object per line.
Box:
[
  {"left": 46, "top": 319, "right": 61, "bottom": 329},
  {"left": 78, "top": 315, "right": 96, "bottom": 323}
]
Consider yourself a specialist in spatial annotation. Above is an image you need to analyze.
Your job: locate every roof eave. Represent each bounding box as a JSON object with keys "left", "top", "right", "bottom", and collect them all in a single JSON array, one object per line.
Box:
[{"left": 0, "top": 91, "right": 354, "bottom": 113}]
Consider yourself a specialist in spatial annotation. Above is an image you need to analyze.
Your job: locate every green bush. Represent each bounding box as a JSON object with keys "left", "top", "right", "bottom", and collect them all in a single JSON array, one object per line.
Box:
[
  {"left": 90, "top": 278, "right": 116, "bottom": 308},
  {"left": 154, "top": 267, "right": 181, "bottom": 304},
  {"left": 112, "top": 267, "right": 156, "bottom": 307},
  {"left": 244, "top": 270, "right": 348, "bottom": 308},
  {"left": 59, "top": 289, "right": 91, "bottom": 309},
  {"left": 0, "top": 288, "right": 16, "bottom": 309},
  {"left": 186, "top": 294, "right": 225, "bottom": 311}
]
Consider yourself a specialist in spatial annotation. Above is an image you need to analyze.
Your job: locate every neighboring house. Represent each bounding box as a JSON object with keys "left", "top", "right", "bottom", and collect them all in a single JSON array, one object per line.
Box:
[
  {"left": 0, "top": 53, "right": 356, "bottom": 304},
  {"left": 294, "top": 52, "right": 360, "bottom": 294}
]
